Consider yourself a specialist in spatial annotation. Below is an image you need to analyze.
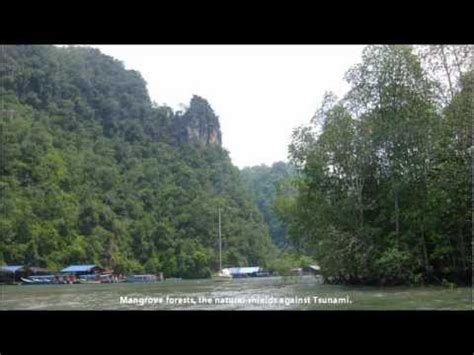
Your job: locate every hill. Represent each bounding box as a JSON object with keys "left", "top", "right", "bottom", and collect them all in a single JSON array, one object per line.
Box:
[{"left": 0, "top": 45, "right": 277, "bottom": 278}]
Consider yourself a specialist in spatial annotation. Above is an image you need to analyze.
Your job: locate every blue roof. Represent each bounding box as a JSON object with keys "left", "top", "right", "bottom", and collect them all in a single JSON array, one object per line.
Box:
[
  {"left": 227, "top": 267, "right": 261, "bottom": 275},
  {"left": 61, "top": 264, "right": 97, "bottom": 273},
  {"left": 0, "top": 265, "right": 24, "bottom": 273}
]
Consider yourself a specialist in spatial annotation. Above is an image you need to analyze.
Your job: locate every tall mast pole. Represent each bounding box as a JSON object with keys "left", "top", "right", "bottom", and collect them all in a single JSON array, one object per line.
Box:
[{"left": 218, "top": 208, "right": 222, "bottom": 271}]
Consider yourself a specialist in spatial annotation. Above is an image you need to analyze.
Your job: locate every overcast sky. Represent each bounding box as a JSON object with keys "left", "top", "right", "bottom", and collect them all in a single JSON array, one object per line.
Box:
[{"left": 89, "top": 45, "right": 365, "bottom": 168}]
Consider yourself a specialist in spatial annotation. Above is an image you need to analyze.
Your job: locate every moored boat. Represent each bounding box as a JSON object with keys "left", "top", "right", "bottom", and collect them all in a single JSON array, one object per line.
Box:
[
  {"left": 77, "top": 279, "right": 101, "bottom": 284},
  {"left": 21, "top": 275, "right": 55, "bottom": 285},
  {"left": 212, "top": 268, "right": 233, "bottom": 281},
  {"left": 212, "top": 208, "right": 233, "bottom": 281}
]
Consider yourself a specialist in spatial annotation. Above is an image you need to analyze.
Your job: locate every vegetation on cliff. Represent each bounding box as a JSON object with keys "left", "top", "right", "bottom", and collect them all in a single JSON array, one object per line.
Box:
[{"left": 0, "top": 45, "right": 277, "bottom": 277}]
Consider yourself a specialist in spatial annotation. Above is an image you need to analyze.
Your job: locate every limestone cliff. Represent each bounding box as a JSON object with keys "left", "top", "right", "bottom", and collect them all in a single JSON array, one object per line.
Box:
[{"left": 176, "top": 95, "right": 222, "bottom": 147}]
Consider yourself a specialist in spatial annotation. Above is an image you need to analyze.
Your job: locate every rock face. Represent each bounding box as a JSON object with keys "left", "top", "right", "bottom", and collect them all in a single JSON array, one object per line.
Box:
[{"left": 177, "top": 95, "right": 222, "bottom": 147}]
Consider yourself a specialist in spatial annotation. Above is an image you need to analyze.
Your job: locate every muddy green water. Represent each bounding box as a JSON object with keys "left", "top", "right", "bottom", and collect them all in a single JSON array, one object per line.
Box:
[{"left": 1, "top": 276, "right": 471, "bottom": 310}]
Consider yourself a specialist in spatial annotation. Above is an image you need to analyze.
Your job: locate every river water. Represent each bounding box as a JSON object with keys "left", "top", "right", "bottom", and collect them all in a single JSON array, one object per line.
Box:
[{"left": 1, "top": 276, "right": 471, "bottom": 310}]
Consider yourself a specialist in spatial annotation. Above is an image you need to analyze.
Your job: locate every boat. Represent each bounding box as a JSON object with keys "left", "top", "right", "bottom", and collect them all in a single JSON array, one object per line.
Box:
[
  {"left": 77, "top": 273, "right": 101, "bottom": 284},
  {"left": 21, "top": 275, "right": 55, "bottom": 285},
  {"left": 226, "top": 266, "right": 266, "bottom": 278},
  {"left": 78, "top": 273, "right": 122, "bottom": 284},
  {"left": 212, "top": 268, "right": 232, "bottom": 281},
  {"left": 212, "top": 208, "right": 233, "bottom": 281}
]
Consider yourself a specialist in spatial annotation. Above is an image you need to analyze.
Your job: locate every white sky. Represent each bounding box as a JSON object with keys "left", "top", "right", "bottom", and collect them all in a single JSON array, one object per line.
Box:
[{"left": 88, "top": 45, "right": 364, "bottom": 168}]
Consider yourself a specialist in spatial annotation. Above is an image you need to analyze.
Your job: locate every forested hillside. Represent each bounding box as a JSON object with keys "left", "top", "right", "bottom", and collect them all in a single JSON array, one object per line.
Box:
[
  {"left": 281, "top": 45, "right": 472, "bottom": 285},
  {"left": 240, "top": 162, "right": 296, "bottom": 247},
  {"left": 0, "top": 45, "right": 277, "bottom": 278}
]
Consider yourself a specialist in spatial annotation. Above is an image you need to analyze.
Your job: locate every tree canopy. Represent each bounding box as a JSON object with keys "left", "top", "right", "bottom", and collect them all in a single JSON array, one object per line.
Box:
[
  {"left": 283, "top": 45, "right": 472, "bottom": 285},
  {"left": 0, "top": 45, "right": 277, "bottom": 277},
  {"left": 240, "top": 162, "right": 296, "bottom": 248}
]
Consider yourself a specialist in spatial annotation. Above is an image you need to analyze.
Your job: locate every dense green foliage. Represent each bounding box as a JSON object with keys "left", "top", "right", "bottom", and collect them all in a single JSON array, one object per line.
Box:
[
  {"left": 240, "top": 162, "right": 296, "bottom": 247},
  {"left": 1, "top": 45, "right": 471, "bottom": 285},
  {"left": 240, "top": 162, "right": 319, "bottom": 274},
  {"left": 0, "top": 45, "right": 277, "bottom": 277},
  {"left": 283, "top": 45, "right": 472, "bottom": 285}
]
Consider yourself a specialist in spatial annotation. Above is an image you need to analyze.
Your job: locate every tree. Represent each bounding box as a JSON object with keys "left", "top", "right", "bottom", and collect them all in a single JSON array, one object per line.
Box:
[
  {"left": 240, "top": 161, "right": 296, "bottom": 247},
  {"left": 287, "top": 46, "right": 471, "bottom": 285}
]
